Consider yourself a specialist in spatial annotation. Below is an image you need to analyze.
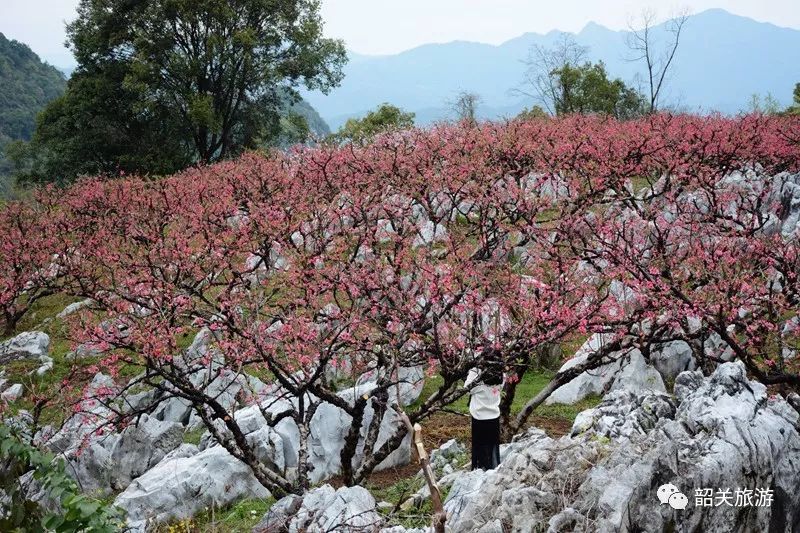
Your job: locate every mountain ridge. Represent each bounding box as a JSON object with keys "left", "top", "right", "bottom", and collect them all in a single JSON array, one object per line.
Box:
[
  {"left": 342, "top": 9, "right": 800, "bottom": 63},
  {"left": 304, "top": 9, "right": 800, "bottom": 129}
]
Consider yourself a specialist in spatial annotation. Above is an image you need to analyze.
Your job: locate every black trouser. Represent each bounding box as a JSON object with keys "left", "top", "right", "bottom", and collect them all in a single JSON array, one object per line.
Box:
[{"left": 471, "top": 416, "right": 500, "bottom": 470}]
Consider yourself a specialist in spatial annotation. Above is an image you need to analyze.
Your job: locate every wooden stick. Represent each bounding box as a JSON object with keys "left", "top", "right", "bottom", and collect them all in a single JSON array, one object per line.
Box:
[
  {"left": 394, "top": 409, "right": 446, "bottom": 533},
  {"left": 393, "top": 363, "right": 446, "bottom": 533}
]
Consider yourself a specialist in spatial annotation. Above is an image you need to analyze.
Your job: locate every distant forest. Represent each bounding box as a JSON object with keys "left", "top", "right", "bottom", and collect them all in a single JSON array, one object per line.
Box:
[
  {"left": 0, "top": 33, "right": 66, "bottom": 194},
  {"left": 0, "top": 32, "right": 331, "bottom": 198}
]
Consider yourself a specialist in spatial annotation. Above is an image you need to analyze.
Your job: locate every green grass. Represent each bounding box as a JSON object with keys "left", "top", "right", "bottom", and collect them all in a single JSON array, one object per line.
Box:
[
  {"left": 183, "top": 427, "right": 206, "bottom": 446},
  {"left": 536, "top": 393, "right": 602, "bottom": 421},
  {"left": 9, "top": 293, "right": 82, "bottom": 338},
  {"left": 370, "top": 475, "right": 455, "bottom": 530},
  {"left": 153, "top": 498, "right": 275, "bottom": 532},
  {"left": 387, "top": 499, "right": 434, "bottom": 530},
  {"left": 175, "top": 329, "right": 198, "bottom": 352},
  {"left": 0, "top": 293, "right": 143, "bottom": 426},
  {"left": 534, "top": 206, "right": 561, "bottom": 224},
  {"left": 369, "top": 475, "right": 430, "bottom": 529},
  {"left": 1, "top": 294, "right": 85, "bottom": 424},
  {"left": 369, "top": 475, "right": 425, "bottom": 508},
  {"left": 629, "top": 175, "right": 654, "bottom": 194}
]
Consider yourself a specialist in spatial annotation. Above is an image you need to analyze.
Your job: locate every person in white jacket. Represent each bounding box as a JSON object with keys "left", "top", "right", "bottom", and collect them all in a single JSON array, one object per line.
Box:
[{"left": 465, "top": 352, "right": 504, "bottom": 470}]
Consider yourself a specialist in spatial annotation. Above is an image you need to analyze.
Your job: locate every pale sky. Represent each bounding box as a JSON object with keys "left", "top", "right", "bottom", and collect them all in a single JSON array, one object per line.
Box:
[{"left": 2, "top": 0, "right": 799, "bottom": 67}]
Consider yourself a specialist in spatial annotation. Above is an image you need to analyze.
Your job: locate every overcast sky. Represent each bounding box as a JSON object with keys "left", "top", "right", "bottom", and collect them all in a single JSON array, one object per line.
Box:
[{"left": 2, "top": 0, "right": 799, "bottom": 67}]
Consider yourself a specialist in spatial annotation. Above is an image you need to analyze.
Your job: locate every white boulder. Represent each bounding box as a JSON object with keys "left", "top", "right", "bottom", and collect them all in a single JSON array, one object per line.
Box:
[
  {"left": 57, "top": 299, "right": 94, "bottom": 318},
  {"left": 35, "top": 355, "right": 54, "bottom": 376},
  {"left": 109, "top": 414, "right": 184, "bottom": 490},
  {"left": 545, "top": 334, "right": 621, "bottom": 405},
  {"left": 608, "top": 350, "right": 666, "bottom": 394},
  {"left": 412, "top": 220, "right": 448, "bottom": 248},
  {"left": 114, "top": 445, "right": 270, "bottom": 529},
  {"left": 547, "top": 336, "right": 669, "bottom": 405},
  {"left": 649, "top": 340, "right": 695, "bottom": 382},
  {"left": 1, "top": 383, "right": 24, "bottom": 402},
  {"left": 253, "top": 484, "right": 383, "bottom": 533},
  {"left": 0, "top": 331, "right": 50, "bottom": 363}
]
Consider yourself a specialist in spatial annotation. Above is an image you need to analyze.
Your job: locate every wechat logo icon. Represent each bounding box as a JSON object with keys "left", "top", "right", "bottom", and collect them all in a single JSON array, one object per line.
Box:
[{"left": 657, "top": 484, "right": 688, "bottom": 510}]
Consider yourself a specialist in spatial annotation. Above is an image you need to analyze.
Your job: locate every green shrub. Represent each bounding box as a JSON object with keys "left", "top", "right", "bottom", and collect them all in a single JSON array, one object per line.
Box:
[{"left": 0, "top": 424, "right": 124, "bottom": 532}]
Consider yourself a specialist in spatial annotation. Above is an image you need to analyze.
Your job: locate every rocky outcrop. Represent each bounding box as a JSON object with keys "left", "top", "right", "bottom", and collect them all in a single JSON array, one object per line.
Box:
[
  {"left": 201, "top": 383, "right": 411, "bottom": 484},
  {"left": 433, "top": 362, "right": 800, "bottom": 532},
  {"left": 765, "top": 171, "right": 800, "bottom": 238},
  {"left": 47, "top": 373, "right": 117, "bottom": 454},
  {"left": 49, "top": 391, "right": 185, "bottom": 497},
  {"left": 648, "top": 340, "right": 695, "bottom": 382},
  {"left": 198, "top": 411, "right": 287, "bottom": 476},
  {"left": 544, "top": 334, "right": 618, "bottom": 404},
  {"left": 429, "top": 438, "right": 466, "bottom": 474},
  {"left": 412, "top": 220, "right": 448, "bottom": 248},
  {"left": 184, "top": 368, "right": 244, "bottom": 429},
  {"left": 356, "top": 365, "right": 426, "bottom": 407},
  {"left": 114, "top": 444, "right": 270, "bottom": 531},
  {"left": 546, "top": 335, "right": 666, "bottom": 405},
  {"left": 150, "top": 395, "right": 192, "bottom": 425},
  {"left": 368, "top": 362, "right": 799, "bottom": 533},
  {"left": 253, "top": 484, "right": 383, "bottom": 533},
  {"left": 30, "top": 333, "right": 411, "bottom": 530},
  {"left": 65, "top": 433, "right": 119, "bottom": 495},
  {"left": 0, "top": 331, "right": 50, "bottom": 363},
  {"left": 569, "top": 388, "right": 676, "bottom": 440},
  {"left": 42, "top": 373, "right": 120, "bottom": 495},
  {"left": 109, "top": 414, "right": 184, "bottom": 490},
  {"left": 307, "top": 384, "right": 411, "bottom": 482},
  {"left": 608, "top": 350, "right": 666, "bottom": 394},
  {"left": 399, "top": 439, "right": 468, "bottom": 511}
]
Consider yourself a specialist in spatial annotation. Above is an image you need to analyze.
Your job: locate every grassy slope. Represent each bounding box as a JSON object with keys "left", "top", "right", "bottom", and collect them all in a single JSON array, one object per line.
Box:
[{"left": 1, "top": 293, "right": 83, "bottom": 425}]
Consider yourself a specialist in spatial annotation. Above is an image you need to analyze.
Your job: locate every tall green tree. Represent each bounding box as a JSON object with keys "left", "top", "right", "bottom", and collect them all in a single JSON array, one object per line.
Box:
[
  {"left": 9, "top": 63, "right": 190, "bottom": 185},
  {"left": 787, "top": 83, "right": 800, "bottom": 115},
  {"left": 551, "top": 62, "right": 645, "bottom": 119},
  {"left": 518, "top": 36, "right": 644, "bottom": 120},
  {"left": 16, "top": 0, "right": 346, "bottom": 184},
  {"left": 332, "top": 103, "right": 415, "bottom": 144}
]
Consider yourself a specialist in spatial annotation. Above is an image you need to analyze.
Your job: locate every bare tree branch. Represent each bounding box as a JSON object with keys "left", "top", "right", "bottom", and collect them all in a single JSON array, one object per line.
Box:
[
  {"left": 626, "top": 8, "right": 690, "bottom": 113},
  {"left": 514, "top": 34, "right": 588, "bottom": 115}
]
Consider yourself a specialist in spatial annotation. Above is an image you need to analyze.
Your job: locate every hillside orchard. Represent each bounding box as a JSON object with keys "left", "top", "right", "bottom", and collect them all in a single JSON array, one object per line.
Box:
[{"left": 1, "top": 114, "right": 799, "bottom": 498}]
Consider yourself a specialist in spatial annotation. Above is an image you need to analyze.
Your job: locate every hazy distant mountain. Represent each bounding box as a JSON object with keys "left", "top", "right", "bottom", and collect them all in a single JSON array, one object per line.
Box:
[{"left": 303, "top": 9, "right": 800, "bottom": 129}]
